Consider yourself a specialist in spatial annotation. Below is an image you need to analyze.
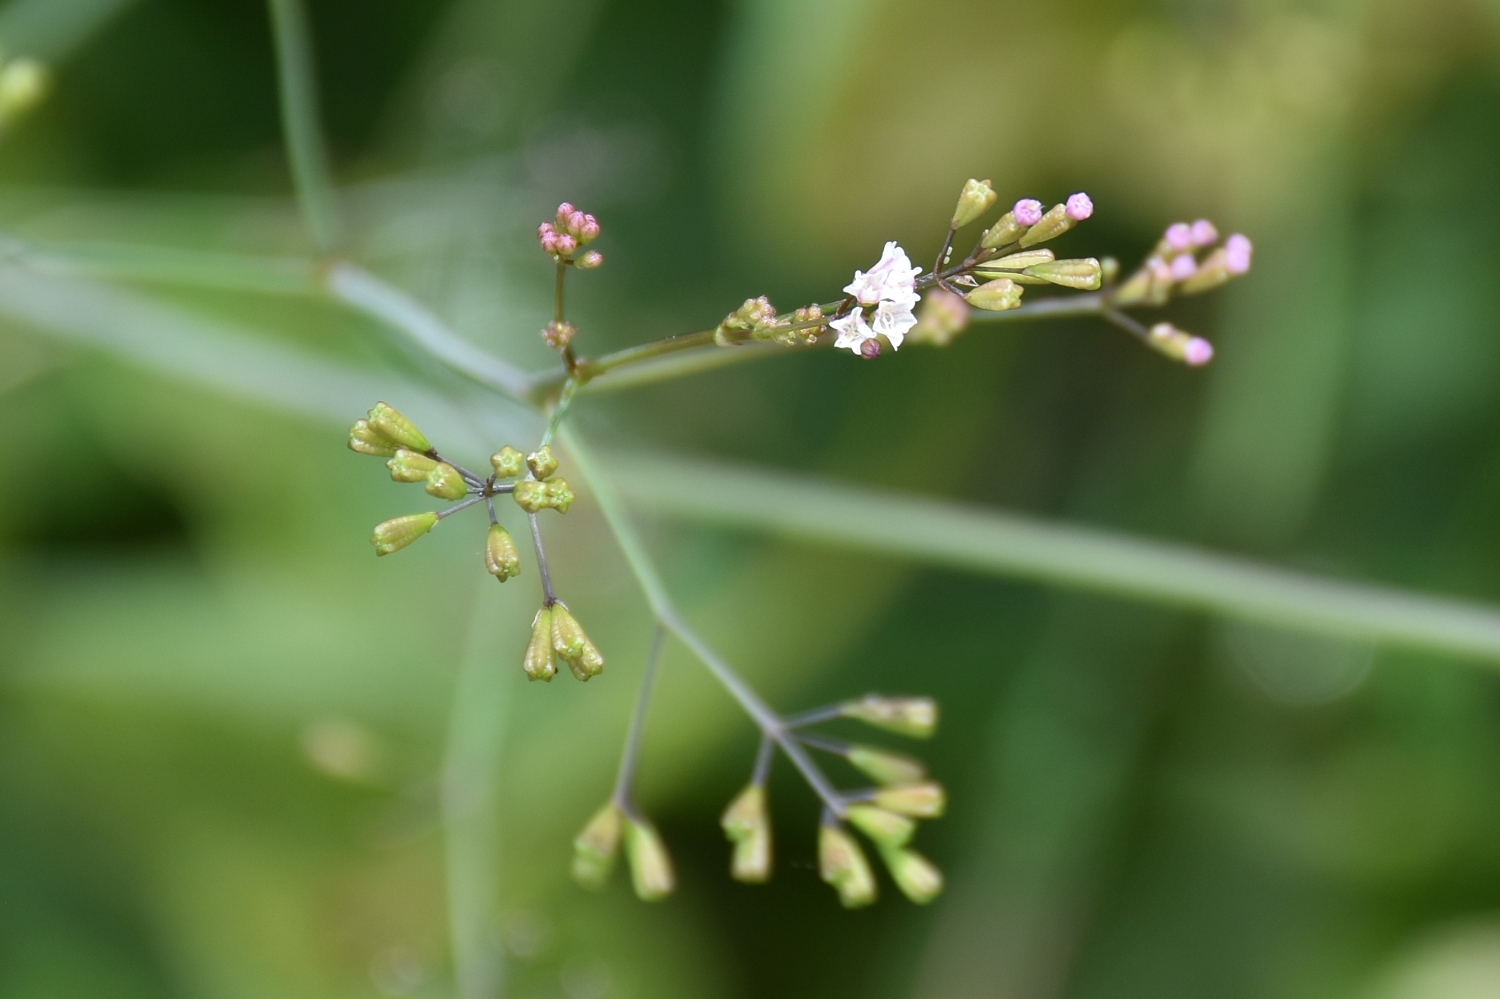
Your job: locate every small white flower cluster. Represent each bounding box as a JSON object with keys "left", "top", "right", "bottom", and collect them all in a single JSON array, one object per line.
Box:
[{"left": 830, "top": 241, "right": 922, "bottom": 357}]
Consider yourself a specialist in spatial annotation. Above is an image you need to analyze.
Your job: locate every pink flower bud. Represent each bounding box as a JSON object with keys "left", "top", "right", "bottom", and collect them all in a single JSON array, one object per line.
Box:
[
  {"left": 1164, "top": 223, "right": 1193, "bottom": 252},
  {"left": 1013, "top": 199, "right": 1043, "bottom": 226},
  {"left": 579, "top": 214, "right": 601, "bottom": 242},
  {"left": 1225, "top": 234, "right": 1253, "bottom": 275},
  {"left": 555, "top": 202, "right": 575, "bottom": 228},
  {"left": 554, "top": 233, "right": 578, "bottom": 256},
  {"left": 565, "top": 210, "right": 587, "bottom": 236},
  {"left": 1190, "top": 219, "right": 1218, "bottom": 247},
  {"left": 537, "top": 222, "right": 555, "bottom": 239},
  {"left": 540, "top": 231, "right": 560, "bottom": 254},
  {"left": 1169, "top": 254, "right": 1197, "bottom": 281},
  {"left": 1183, "top": 338, "right": 1215, "bottom": 366},
  {"left": 1065, "top": 192, "right": 1093, "bottom": 221},
  {"left": 860, "top": 338, "right": 881, "bottom": 359},
  {"left": 576, "top": 250, "right": 604, "bottom": 269}
]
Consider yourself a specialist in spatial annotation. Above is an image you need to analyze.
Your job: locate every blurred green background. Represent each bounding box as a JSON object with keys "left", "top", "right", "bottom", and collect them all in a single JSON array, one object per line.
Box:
[{"left": 2, "top": 0, "right": 1500, "bottom": 997}]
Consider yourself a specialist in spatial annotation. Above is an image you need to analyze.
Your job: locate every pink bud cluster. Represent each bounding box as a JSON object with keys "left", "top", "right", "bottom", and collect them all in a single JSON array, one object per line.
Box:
[
  {"left": 1153, "top": 220, "right": 1253, "bottom": 285},
  {"left": 537, "top": 201, "right": 603, "bottom": 264},
  {"left": 1011, "top": 192, "right": 1093, "bottom": 227}
]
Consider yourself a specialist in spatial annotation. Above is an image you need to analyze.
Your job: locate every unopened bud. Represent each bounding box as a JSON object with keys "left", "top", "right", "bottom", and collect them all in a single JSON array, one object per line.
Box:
[
  {"left": 387, "top": 448, "right": 438, "bottom": 482},
  {"left": 485, "top": 524, "right": 521, "bottom": 581},
  {"left": 984, "top": 248, "right": 1055, "bottom": 271},
  {"left": 1190, "top": 219, "right": 1219, "bottom": 247},
  {"left": 1169, "top": 253, "right": 1197, "bottom": 281},
  {"left": 845, "top": 804, "right": 915, "bottom": 848},
  {"left": 721, "top": 785, "right": 772, "bottom": 883},
  {"left": 951, "top": 178, "right": 997, "bottom": 228},
  {"left": 546, "top": 478, "right": 575, "bottom": 514},
  {"left": 490, "top": 446, "right": 525, "bottom": 478},
  {"left": 424, "top": 463, "right": 468, "bottom": 501},
  {"left": 1147, "top": 323, "right": 1214, "bottom": 366},
  {"left": 555, "top": 202, "right": 575, "bottom": 228},
  {"left": 848, "top": 745, "right": 927, "bottom": 786},
  {"left": 873, "top": 782, "right": 946, "bottom": 818},
  {"left": 576, "top": 250, "right": 604, "bottom": 269},
  {"left": 819, "top": 821, "right": 877, "bottom": 908},
  {"left": 1110, "top": 264, "right": 1155, "bottom": 307},
  {"left": 578, "top": 215, "right": 601, "bottom": 243},
  {"left": 1012, "top": 199, "right": 1044, "bottom": 226},
  {"left": 1225, "top": 233, "right": 1253, "bottom": 275},
  {"left": 0, "top": 59, "right": 47, "bottom": 116},
  {"left": 840, "top": 696, "right": 938, "bottom": 738},
  {"left": 1101, "top": 257, "right": 1120, "bottom": 284},
  {"left": 523, "top": 607, "right": 556, "bottom": 681},
  {"left": 368, "top": 402, "right": 431, "bottom": 453},
  {"left": 1163, "top": 222, "right": 1194, "bottom": 253},
  {"left": 1065, "top": 191, "right": 1094, "bottom": 221},
  {"left": 541, "top": 320, "right": 576, "bottom": 350},
  {"left": 882, "top": 847, "right": 944, "bottom": 904},
  {"left": 564, "top": 210, "right": 587, "bottom": 237},
  {"left": 371, "top": 512, "right": 438, "bottom": 556},
  {"left": 349, "top": 419, "right": 398, "bottom": 457},
  {"left": 860, "top": 338, "right": 881, "bottom": 360},
  {"left": 624, "top": 816, "right": 676, "bottom": 901},
  {"left": 1024, "top": 257, "right": 1103, "bottom": 290},
  {"left": 907, "top": 289, "right": 970, "bottom": 347},
  {"left": 553, "top": 233, "right": 578, "bottom": 257},
  {"left": 981, "top": 212, "right": 1026, "bottom": 249},
  {"left": 572, "top": 803, "right": 623, "bottom": 889},
  {"left": 966, "top": 277, "right": 1024, "bottom": 312},
  {"left": 527, "top": 445, "right": 558, "bottom": 480},
  {"left": 513, "top": 479, "right": 546, "bottom": 513},
  {"left": 1178, "top": 248, "right": 1230, "bottom": 294},
  {"left": 1018, "top": 203, "right": 1078, "bottom": 247},
  {"left": 551, "top": 603, "right": 604, "bottom": 681}
]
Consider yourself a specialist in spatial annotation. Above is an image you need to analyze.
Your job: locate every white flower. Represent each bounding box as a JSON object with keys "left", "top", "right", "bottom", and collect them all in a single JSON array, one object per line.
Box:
[
  {"left": 871, "top": 298, "right": 917, "bottom": 349},
  {"left": 830, "top": 309, "right": 875, "bottom": 355},
  {"left": 837, "top": 241, "right": 922, "bottom": 356},
  {"left": 844, "top": 241, "right": 921, "bottom": 307}
]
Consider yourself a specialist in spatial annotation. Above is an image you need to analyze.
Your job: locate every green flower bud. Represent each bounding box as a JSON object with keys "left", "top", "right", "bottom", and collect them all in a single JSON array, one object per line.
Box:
[
  {"left": 1101, "top": 257, "right": 1120, "bottom": 284},
  {"left": 387, "top": 448, "right": 438, "bottom": 483},
  {"left": 873, "top": 782, "right": 947, "bottom": 818},
  {"left": 484, "top": 524, "right": 521, "bottom": 581},
  {"left": 721, "top": 785, "right": 772, "bottom": 883},
  {"left": 367, "top": 402, "right": 431, "bottom": 453},
  {"left": 545, "top": 479, "right": 575, "bottom": 514},
  {"left": 951, "top": 178, "right": 997, "bottom": 228},
  {"left": 490, "top": 446, "right": 526, "bottom": 478},
  {"left": 527, "top": 445, "right": 559, "bottom": 480},
  {"left": 966, "top": 277, "right": 1024, "bottom": 312},
  {"left": 349, "top": 419, "right": 398, "bottom": 457},
  {"left": 848, "top": 745, "right": 927, "bottom": 786},
  {"left": 624, "top": 816, "right": 676, "bottom": 901},
  {"left": 551, "top": 603, "right": 605, "bottom": 682},
  {"left": 0, "top": 59, "right": 48, "bottom": 116},
  {"left": 513, "top": 479, "right": 546, "bottom": 513},
  {"left": 1018, "top": 203, "right": 1078, "bottom": 247},
  {"left": 819, "top": 821, "right": 877, "bottom": 908},
  {"left": 371, "top": 512, "right": 438, "bottom": 556},
  {"left": 880, "top": 847, "right": 944, "bottom": 904},
  {"left": 1178, "top": 247, "right": 1231, "bottom": 295},
  {"left": 981, "top": 211, "right": 1026, "bottom": 249},
  {"left": 523, "top": 607, "right": 556, "bottom": 682},
  {"left": 1110, "top": 264, "right": 1156, "bottom": 307},
  {"left": 981, "top": 248, "right": 1055, "bottom": 271},
  {"left": 1024, "top": 257, "right": 1102, "bottom": 290},
  {"left": 572, "top": 803, "right": 623, "bottom": 889},
  {"left": 840, "top": 696, "right": 938, "bottom": 738},
  {"left": 845, "top": 804, "right": 915, "bottom": 848},
  {"left": 424, "top": 463, "right": 468, "bottom": 501}
]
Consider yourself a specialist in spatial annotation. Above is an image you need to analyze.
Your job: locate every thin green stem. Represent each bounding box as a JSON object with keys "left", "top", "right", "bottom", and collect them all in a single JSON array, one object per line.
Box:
[
  {"left": 267, "top": 0, "right": 342, "bottom": 253},
  {"left": 539, "top": 379, "right": 578, "bottom": 448},
  {"left": 612, "top": 625, "right": 667, "bottom": 813}
]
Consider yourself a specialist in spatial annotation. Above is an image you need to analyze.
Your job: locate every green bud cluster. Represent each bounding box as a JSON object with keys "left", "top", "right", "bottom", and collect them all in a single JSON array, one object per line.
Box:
[
  {"left": 573, "top": 802, "right": 677, "bottom": 902},
  {"left": 523, "top": 602, "right": 604, "bottom": 683},
  {"left": 714, "top": 295, "right": 780, "bottom": 347}
]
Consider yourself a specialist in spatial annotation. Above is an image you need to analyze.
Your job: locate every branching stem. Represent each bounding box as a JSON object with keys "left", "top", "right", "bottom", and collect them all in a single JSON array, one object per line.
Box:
[{"left": 612, "top": 625, "right": 666, "bottom": 815}]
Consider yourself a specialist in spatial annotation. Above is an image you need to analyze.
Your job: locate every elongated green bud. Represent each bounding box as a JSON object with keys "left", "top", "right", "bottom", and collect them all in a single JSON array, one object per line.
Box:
[
  {"left": 387, "top": 448, "right": 438, "bottom": 482},
  {"left": 484, "top": 524, "right": 521, "bottom": 581},
  {"left": 424, "top": 463, "right": 468, "bottom": 501},
  {"left": 490, "top": 446, "right": 525, "bottom": 478},
  {"left": 873, "top": 782, "right": 946, "bottom": 818},
  {"left": 349, "top": 419, "right": 398, "bottom": 457},
  {"left": 551, "top": 603, "right": 605, "bottom": 681},
  {"left": 981, "top": 211, "right": 1025, "bottom": 249},
  {"left": 721, "top": 785, "right": 772, "bottom": 883},
  {"left": 371, "top": 512, "right": 438, "bottom": 556},
  {"left": 848, "top": 745, "right": 927, "bottom": 786},
  {"left": 881, "top": 847, "right": 944, "bottom": 904},
  {"left": 966, "top": 277, "right": 1024, "bottom": 312},
  {"left": 1024, "top": 257, "right": 1102, "bottom": 290},
  {"left": 840, "top": 696, "right": 938, "bottom": 738},
  {"left": 1178, "top": 247, "right": 1231, "bottom": 295},
  {"left": 523, "top": 607, "right": 556, "bottom": 681},
  {"left": 845, "top": 804, "right": 915, "bottom": 848},
  {"left": 572, "top": 803, "right": 623, "bottom": 889},
  {"left": 527, "top": 445, "right": 559, "bottom": 480},
  {"left": 983, "top": 248, "right": 1055, "bottom": 271},
  {"left": 624, "top": 816, "right": 676, "bottom": 901},
  {"left": 367, "top": 402, "right": 430, "bottom": 453},
  {"left": 1018, "top": 203, "right": 1078, "bottom": 247},
  {"left": 819, "top": 821, "right": 877, "bottom": 908},
  {"left": 951, "top": 178, "right": 997, "bottom": 228}
]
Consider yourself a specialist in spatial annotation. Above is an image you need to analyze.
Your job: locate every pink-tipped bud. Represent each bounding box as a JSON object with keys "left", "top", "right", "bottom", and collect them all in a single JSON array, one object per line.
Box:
[
  {"left": 554, "top": 233, "right": 578, "bottom": 256},
  {"left": 1225, "top": 234, "right": 1253, "bottom": 274},
  {"left": 576, "top": 250, "right": 604, "bottom": 269},
  {"left": 1184, "top": 338, "right": 1215, "bottom": 366},
  {"left": 1164, "top": 223, "right": 1193, "bottom": 252},
  {"left": 579, "top": 214, "right": 601, "bottom": 242},
  {"left": 555, "top": 202, "right": 575, "bottom": 228},
  {"left": 565, "top": 210, "right": 587, "bottom": 236},
  {"left": 1013, "top": 199, "right": 1044, "bottom": 226},
  {"left": 1169, "top": 254, "right": 1198, "bottom": 281},
  {"left": 540, "top": 231, "right": 560, "bottom": 254},
  {"left": 1190, "top": 219, "right": 1218, "bottom": 247},
  {"left": 1065, "top": 192, "right": 1093, "bottom": 221},
  {"left": 538, "top": 222, "right": 555, "bottom": 239},
  {"left": 860, "top": 338, "right": 881, "bottom": 360}
]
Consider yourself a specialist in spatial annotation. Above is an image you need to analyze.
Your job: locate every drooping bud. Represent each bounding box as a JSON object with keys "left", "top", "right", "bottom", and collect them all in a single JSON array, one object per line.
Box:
[
  {"left": 387, "top": 448, "right": 439, "bottom": 483},
  {"left": 349, "top": 419, "right": 398, "bottom": 457},
  {"left": 1012, "top": 199, "right": 1044, "bottom": 227},
  {"left": 624, "top": 816, "right": 676, "bottom": 901},
  {"left": 845, "top": 804, "right": 915, "bottom": 848},
  {"left": 860, "top": 338, "right": 882, "bottom": 360},
  {"left": 819, "top": 820, "right": 877, "bottom": 908},
  {"left": 907, "top": 289, "right": 970, "bottom": 347},
  {"left": 848, "top": 745, "right": 927, "bottom": 786},
  {"left": 1065, "top": 192, "right": 1094, "bottom": 221},
  {"left": 371, "top": 512, "right": 438, "bottom": 556},
  {"left": 840, "top": 696, "right": 939, "bottom": 738},
  {"left": 576, "top": 250, "right": 604, "bottom": 269},
  {"left": 873, "top": 782, "right": 947, "bottom": 818},
  {"left": 541, "top": 320, "right": 577, "bottom": 350},
  {"left": 490, "top": 446, "right": 525, "bottom": 478},
  {"left": 527, "top": 446, "right": 558, "bottom": 480},
  {"left": 523, "top": 607, "right": 556, "bottom": 682},
  {"left": 551, "top": 603, "right": 604, "bottom": 681},
  {"left": 424, "top": 463, "right": 468, "bottom": 501},
  {"left": 484, "top": 524, "right": 521, "bottom": 581},
  {"left": 1146, "top": 323, "right": 1215, "bottom": 366},
  {"left": 966, "top": 277, "right": 1024, "bottom": 312},
  {"left": 881, "top": 847, "right": 944, "bottom": 904},
  {"left": 1225, "top": 233, "right": 1253, "bottom": 274},
  {"left": 1018, "top": 203, "right": 1079, "bottom": 246},
  {"left": 0, "top": 59, "right": 48, "bottom": 116},
  {"left": 1024, "top": 257, "right": 1103, "bottom": 290},
  {"left": 951, "top": 178, "right": 998, "bottom": 228},
  {"left": 367, "top": 402, "right": 431, "bottom": 453},
  {"left": 721, "top": 784, "right": 772, "bottom": 883},
  {"left": 572, "top": 803, "right": 623, "bottom": 889}
]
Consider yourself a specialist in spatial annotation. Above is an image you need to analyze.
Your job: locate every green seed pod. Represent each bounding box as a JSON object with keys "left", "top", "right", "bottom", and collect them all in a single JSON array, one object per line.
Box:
[
  {"left": 424, "top": 463, "right": 468, "bottom": 501},
  {"left": 371, "top": 512, "right": 438, "bottom": 556},
  {"left": 951, "top": 178, "right": 997, "bottom": 228},
  {"left": 572, "top": 803, "right": 623, "bottom": 889},
  {"left": 818, "top": 822, "right": 876, "bottom": 908},
  {"left": 981, "top": 211, "right": 1026, "bottom": 249},
  {"left": 545, "top": 479, "right": 575, "bottom": 514},
  {"left": 840, "top": 696, "right": 938, "bottom": 738},
  {"left": 527, "top": 445, "right": 559, "bottom": 480},
  {"left": 984, "top": 248, "right": 1055, "bottom": 271},
  {"left": 848, "top": 745, "right": 927, "bottom": 786},
  {"left": 721, "top": 785, "right": 772, "bottom": 883},
  {"left": 387, "top": 448, "right": 438, "bottom": 483},
  {"left": 1024, "top": 257, "right": 1102, "bottom": 290},
  {"left": 845, "top": 804, "right": 916, "bottom": 848},
  {"left": 1018, "top": 203, "right": 1077, "bottom": 247},
  {"left": 873, "top": 782, "right": 947, "bottom": 819},
  {"left": 966, "top": 278, "right": 1024, "bottom": 313},
  {"left": 523, "top": 607, "right": 556, "bottom": 682},
  {"left": 484, "top": 524, "right": 521, "bottom": 581},
  {"left": 512, "top": 479, "right": 546, "bottom": 513},
  {"left": 490, "top": 446, "right": 526, "bottom": 478},
  {"left": 624, "top": 816, "right": 676, "bottom": 901},
  {"left": 349, "top": 419, "right": 398, "bottom": 457},
  {"left": 880, "top": 847, "right": 944, "bottom": 904},
  {"left": 367, "top": 402, "right": 431, "bottom": 453}
]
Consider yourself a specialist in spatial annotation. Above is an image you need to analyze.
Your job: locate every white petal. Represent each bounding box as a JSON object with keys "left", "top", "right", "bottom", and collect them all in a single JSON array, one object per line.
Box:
[{"left": 829, "top": 310, "right": 873, "bottom": 354}]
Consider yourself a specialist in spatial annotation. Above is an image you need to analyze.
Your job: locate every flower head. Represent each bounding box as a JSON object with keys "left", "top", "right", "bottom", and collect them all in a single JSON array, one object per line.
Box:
[
  {"left": 1013, "top": 199, "right": 1044, "bottom": 226},
  {"left": 844, "top": 241, "right": 921, "bottom": 307},
  {"left": 830, "top": 309, "right": 875, "bottom": 356},
  {"left": 1065, "top": 192, "right": 1094, "bottom": 220}
]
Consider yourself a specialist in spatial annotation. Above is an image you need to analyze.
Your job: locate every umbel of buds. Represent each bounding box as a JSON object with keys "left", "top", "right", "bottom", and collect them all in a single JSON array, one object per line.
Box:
[{"left": 538, "top": 202, "right": 602, "bottom": 262}]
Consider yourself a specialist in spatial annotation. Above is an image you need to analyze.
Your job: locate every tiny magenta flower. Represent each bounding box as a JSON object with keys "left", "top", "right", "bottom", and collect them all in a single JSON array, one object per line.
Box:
[
  {"left": 1169, "top": 254, "right": 1197, "bottom": 281},
  {"left": 1164, "top": 222, "right": 1193, "bottom": 252},
  {"left": 1190, "top": 219, "right": 1218, "bottom": 246},
  {"left": 1184, "top": 337, "right": 1215, "bottom": 366},
  {"left": 1226, "top": 233, "right": 1253, "bottom": 274},
  {"left": 1013, "top": 199, "right": 1043, "bottom": 226},
  {"left": 1065, "top": 192, "right": 1093, "bottom": 221}
]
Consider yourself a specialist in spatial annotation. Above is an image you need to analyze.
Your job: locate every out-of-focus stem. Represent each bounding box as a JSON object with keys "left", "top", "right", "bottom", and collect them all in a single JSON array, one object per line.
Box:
[
  {"left": 612, "top": 626, "right": 667, "bottom": 813},
  {"left": 266, "top": 0, "right": 342, "bottom": 253}
]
